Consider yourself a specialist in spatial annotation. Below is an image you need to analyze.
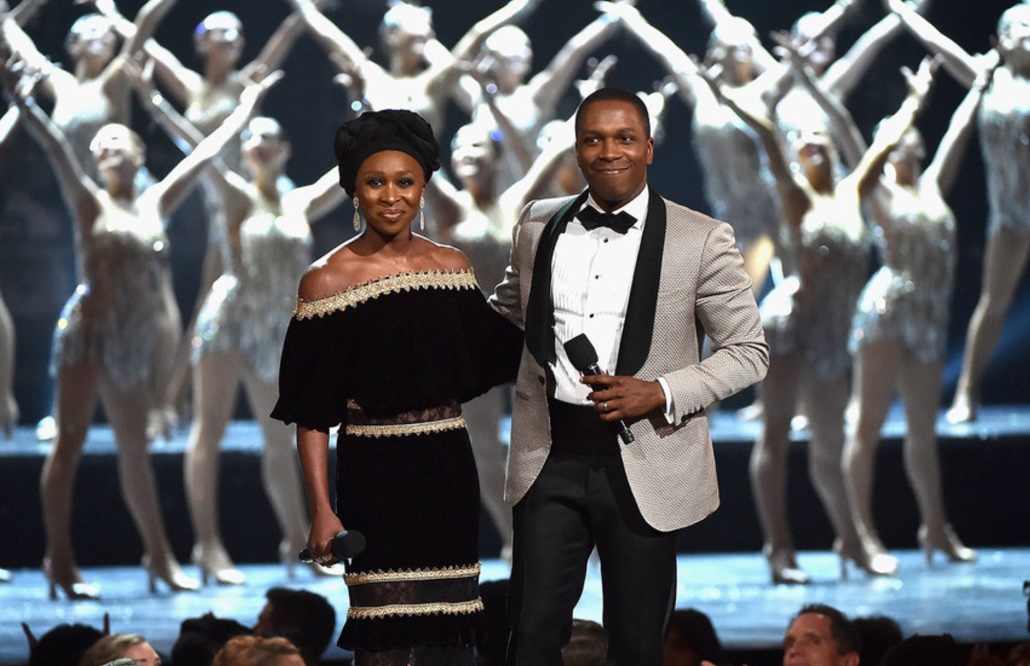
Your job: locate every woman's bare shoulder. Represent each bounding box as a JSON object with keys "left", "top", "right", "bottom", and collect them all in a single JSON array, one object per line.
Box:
[
  {"left": 418, "top": 237, "right": 473, "bottom": 273},
  {"left": 297, "top": 244, "right": 361, "bottom": 301}
]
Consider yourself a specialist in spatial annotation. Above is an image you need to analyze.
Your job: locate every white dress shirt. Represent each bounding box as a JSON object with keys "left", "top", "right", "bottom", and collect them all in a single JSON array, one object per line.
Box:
[{"left": 551, "top": 187, "right": 674, "bottom": 416}]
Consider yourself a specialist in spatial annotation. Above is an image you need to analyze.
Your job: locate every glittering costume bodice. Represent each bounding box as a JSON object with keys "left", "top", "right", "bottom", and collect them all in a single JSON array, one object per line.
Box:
[
  {"left": 53, "top": 195, "right": 174, "bottom": 390},
  {"left": 194, "top": 211, "right": 312, "bottom": 381},
  {"left": 761, "top": 200, "right": 869, "bottom": 380},
  {"left": 448, "top": 195, "right": 512, "bottom": 292},
  {"left": 52, "top": 77, "right": 125, "bottom": 180},
  {"left": 692, "top": 102, "right": 778, "bottom": 247},
  {"left": 186, "top": 76, "right": 247, "bottom": 170},
  {"left": 851, "top": 189, "right": 956, "bottom": 362},
  {"left": 979, "top": 73, "right": 1030, "bottom": 235}
]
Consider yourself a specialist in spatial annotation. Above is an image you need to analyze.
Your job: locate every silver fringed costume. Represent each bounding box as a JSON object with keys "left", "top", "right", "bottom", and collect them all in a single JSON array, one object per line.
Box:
[
  {"left": 192, "top": 212, "right": 312, "bottom": 382},
  {"left": 850, "top": 197, "right": 956, "bottom": 363},
  {"left": 761, "top": 210, "right": 869, "bottom": 380},
  {"left": 51, "top": 200, "right": 175, "bottom": 391},
  {"left": 692, "top": 106, "right": 779, "bottom": 249},
  {"left": 979, "top": 76, "right": 1030, "bottom": 236}
]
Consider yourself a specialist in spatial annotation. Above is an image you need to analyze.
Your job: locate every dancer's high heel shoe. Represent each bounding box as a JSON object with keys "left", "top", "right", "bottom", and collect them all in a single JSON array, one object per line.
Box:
[
  {"left": 945, "top": 395, "right": 978, "bottom": 424},
  {"left": 0, "top": 567, "right": 11, "bottom": 583},
  {"left": 142, "top": 553, "right": 201, "bottom": 593},
  {"left": 918, "top": 524, "right": 977, "bottom": 565},
  {"left": 42, "top": 558, "right": 100, "bottom": 601},
  {"left": 763, "top": 545, "right": 810, "bottom": 585},
  {"left": 191, "top": 544, "right": 245, "bottom": 586},
  {"left": 833, "top": 536, "right": 898, "bottom": 579}
]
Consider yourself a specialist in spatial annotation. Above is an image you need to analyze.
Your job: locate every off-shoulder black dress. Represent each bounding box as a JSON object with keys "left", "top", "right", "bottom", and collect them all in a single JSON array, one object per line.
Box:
[{"left": 271, "top": 270, "right": 521, "bottom": 665}]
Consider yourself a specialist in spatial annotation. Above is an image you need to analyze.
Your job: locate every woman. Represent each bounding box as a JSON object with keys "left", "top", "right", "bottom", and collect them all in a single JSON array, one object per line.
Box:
[
  {"left": 271, "top": 109, "right": 521, "bottom": 664},
  {"left": 704, "top": 51, "right": 883, "bottom": 584},
  {"left": 427, "top": 117, "right": 574, "bottom": 562},
  {"left": 844, "top": 69, "right": 982, "bottom": 567},
  {"left": 7, "top": 61, "right": 279, "bottom": 599},
  {"left": 888, "top": 0, "right": 1030, "bottom": 424},
  {"left": 80, "top": 633, "right": 161, "bottom": 666},
  {"left": 613, "top": 2, "right": 780, "bottom": 296},
  {"left": 180, "top": 114, "right": 347, "bottom": 584},
  {"left": 282, "top": 0, "right": 537, "bottom": 138}
]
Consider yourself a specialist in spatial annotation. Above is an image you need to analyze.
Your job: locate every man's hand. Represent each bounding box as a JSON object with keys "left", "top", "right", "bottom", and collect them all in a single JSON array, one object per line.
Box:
[{"left": 581, "top": 374, "right": 665, "bottom": 421}]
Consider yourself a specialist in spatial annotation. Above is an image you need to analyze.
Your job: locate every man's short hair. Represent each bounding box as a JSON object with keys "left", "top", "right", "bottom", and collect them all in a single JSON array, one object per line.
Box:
[
  {"left": 262, "top": 588, "right": 336, "bottom": 665},
  {"left": 793, "top": 604, "right": 861, "bottom": 656},
  {"left": 575, "top": 88, "right": 651, "bottom": 140}
]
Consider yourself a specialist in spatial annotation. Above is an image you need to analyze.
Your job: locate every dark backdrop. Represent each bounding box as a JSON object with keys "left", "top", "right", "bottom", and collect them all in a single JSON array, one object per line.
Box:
[{"left": 0, "top": 0, "right": 1026, "bottom": 424}]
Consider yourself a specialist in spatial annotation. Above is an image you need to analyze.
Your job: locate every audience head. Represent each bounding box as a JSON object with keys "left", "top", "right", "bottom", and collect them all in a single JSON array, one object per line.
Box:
[
  {"left": 852, "top": 614, "right": 904, "bottom": 666},
  {"left": 664, "top": 608, "right": 726, "bottom": 666},
  {"left": 561, "top": 619, "right": 607, "bottom": 666},
  {"left": 171, "top": 613, "right": 253, "bottom": 666},
  {"left": 80, "top": 633, "right": 161, "bottom": 666},
  {"left": 783, "top": 604, "right": 861, "bottom": 666},
  {"left": 881, "top": 634, "right": 963, "bottom": 666},
  {"left": 253, "top": 587, "right": 336, "bottom": 666},
  {"left": 212, "top": 635, "right": 304, "bottom": 666},
  {"left": 333, "top": 109, "right": 440, "bottom": 198},
  {"left": 26, "top": 622, "right": 104, "bottom": 666}
]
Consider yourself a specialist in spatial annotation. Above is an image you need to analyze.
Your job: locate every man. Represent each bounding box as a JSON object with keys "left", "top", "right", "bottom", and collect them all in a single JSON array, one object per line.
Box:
[
  {"left": 489, "top": 87, "right": 769, "bottom": 665},
  {"left": 253, "top": 587, "right": 336, "bottom": 666},
  {"left": 783, "top": 604, "right": 861, "bottom": 666}
]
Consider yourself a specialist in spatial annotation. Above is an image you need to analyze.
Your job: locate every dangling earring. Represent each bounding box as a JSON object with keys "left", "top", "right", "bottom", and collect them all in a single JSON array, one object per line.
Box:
[
  {"left": 419, "top": 193, "right": 426, "bottom": 232},
  {"left": 353, "top": 198, "right": 361, "bottom": 232}
]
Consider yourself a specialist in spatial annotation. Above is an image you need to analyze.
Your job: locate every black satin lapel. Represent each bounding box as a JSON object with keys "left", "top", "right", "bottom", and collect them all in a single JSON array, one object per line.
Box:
[
  {"left": 615, "top": 191, "right": 667, "bottom": 376},
  {"left": 524, "top": 193, "right": 587, "bottom": 367}
]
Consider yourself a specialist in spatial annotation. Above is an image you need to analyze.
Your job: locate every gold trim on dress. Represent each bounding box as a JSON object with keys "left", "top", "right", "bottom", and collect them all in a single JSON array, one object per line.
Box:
[
  {"left": 345, "top": 416, "right": 466, "bottom": 438},
  {"left": 346, "top": 598, "right": 484, "bottom": 619},
  {"left": 294, "top": 270, "right": 479, "bottom": 319},
  {"left": 345, "top": 563, "right": 481, "bottom": 586}
]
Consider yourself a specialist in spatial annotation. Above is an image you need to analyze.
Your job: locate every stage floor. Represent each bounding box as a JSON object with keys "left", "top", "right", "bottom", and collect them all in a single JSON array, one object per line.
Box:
[
  {"left": 1, "top": 547, "right": 1027, "bottom": 664},
  {"left": 2, "top": 406, "right": 1029, "bottom": 663}
]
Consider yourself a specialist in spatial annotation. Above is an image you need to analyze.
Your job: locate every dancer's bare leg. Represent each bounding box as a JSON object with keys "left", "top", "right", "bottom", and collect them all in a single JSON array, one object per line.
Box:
[
  {"left": 243, "top": 369, "right": 310, "bottom": 560},
  {"left": 949, "top": 230, "right": 1030, "bottom": 422},
  {"left": 0, "top": 294, "right": 17, "bottom": 437},
  {"left": 464, "top": 386, "right": 513, "bottom": 559},
  {"left": 843, "top": 340, "right": 901, "bottom": 539},
  {"left": 102, "top": 374, "right": 195, "bottom": 589},
  {"left": 750, "top": 353, "right": 801, "bottom": 555},
  {"left": 185, "top": 353, "right": 241, "bottom": 572},
  {"left": 42, "top": 363, "right": 100, "bottom": 583}
]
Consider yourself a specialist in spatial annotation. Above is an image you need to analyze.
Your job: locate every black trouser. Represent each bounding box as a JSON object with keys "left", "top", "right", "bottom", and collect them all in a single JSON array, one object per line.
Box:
[{"left": 505, "top": 401, "right": 678, "bottom": 666}]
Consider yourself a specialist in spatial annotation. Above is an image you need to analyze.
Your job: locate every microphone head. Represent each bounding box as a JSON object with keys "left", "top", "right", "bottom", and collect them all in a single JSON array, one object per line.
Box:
[
  {"left": 563, "top": 334, "right": 599, "bottom": 373},
  {"left": 331, "top": 530, "right": 366, "bottom": 559}
]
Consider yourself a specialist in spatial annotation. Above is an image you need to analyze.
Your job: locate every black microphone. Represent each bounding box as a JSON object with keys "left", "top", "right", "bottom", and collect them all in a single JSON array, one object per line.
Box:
[
  {"left": 563, "top": 334, "right": 635, "bottom": 444},
  {"left": 298, "top": 530, "right": 367, "bottom": 563}
]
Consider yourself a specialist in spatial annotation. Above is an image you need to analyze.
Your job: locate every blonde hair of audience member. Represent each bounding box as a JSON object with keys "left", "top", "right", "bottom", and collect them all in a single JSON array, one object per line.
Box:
[
  {"left": 212, "top": 635, "right": 304, "bottom": 666},
  {"left": 81, "top": 634, "right": 161, "bottom": 666}
]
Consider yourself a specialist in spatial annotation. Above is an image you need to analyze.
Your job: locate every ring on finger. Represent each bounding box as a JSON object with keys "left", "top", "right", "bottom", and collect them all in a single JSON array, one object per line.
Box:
[{"left": 603, "top": 402, "right": 609, "bottom": 413}]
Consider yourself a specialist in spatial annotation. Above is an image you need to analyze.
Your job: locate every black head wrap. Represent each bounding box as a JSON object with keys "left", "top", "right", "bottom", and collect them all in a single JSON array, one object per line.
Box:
[{"left": 334, "top": 109, "right": 440, "bottom": 197}]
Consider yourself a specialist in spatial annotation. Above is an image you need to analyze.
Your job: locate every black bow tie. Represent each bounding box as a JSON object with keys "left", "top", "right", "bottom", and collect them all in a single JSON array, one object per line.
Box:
[{"left": 576, "top": 206, "right": 636, "bottom": 234}]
